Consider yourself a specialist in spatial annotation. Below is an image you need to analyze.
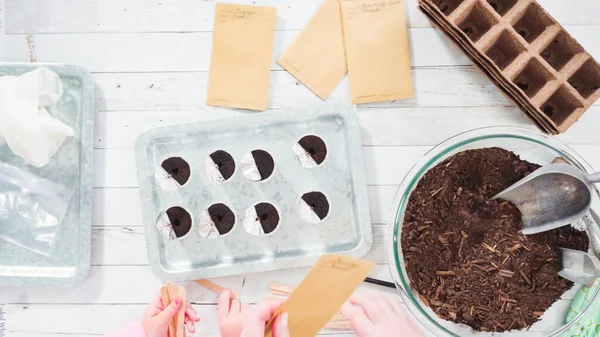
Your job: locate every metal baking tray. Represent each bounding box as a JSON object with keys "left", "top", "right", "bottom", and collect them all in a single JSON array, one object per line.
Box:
[
  {"left": 135, "top": 106, "right": 373, "bottom": 281},
  {"left": 0, "top": 63, "right": 94, "bottom": 287}
]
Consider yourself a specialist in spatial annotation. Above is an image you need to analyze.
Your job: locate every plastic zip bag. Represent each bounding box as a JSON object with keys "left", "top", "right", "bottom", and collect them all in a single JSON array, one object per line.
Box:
[{"left": 0, "top": 162, "right": 73, "bottom": 256}]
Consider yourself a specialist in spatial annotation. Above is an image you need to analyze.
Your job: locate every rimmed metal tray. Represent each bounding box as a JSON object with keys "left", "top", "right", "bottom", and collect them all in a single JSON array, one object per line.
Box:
[
  {"left": 0, "top": 63, "right": 94, "bottom": 287},
  {"left": 135, "top": 106, "right": 373, "bottom": 281}
]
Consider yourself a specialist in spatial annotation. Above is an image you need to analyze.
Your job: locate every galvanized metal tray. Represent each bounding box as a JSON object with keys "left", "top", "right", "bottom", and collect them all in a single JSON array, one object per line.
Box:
[
  {"left": 0, "top": 63, "right": 94, "bottom": 287},
  {"left": 135, "top": 106, "right": 373, "bottom": 281}
]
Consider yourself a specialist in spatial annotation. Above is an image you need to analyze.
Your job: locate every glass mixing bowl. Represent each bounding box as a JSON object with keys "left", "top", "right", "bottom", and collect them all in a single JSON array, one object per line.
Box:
[{"left": 387, "top": 127, "right": 600, "bottom": 336}]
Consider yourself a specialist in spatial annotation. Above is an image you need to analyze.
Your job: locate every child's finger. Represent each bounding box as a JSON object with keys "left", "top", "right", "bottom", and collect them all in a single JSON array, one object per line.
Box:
[
  {"left": 349, "top": 293, "right": 386, "bottom": 323},
  {"left": 383, "top": 295, "right": 405, "bottom": 321},
  {"left": 154, "top": 297, "right": 182, "bottom": 325},
  {"left": 273, "top": 312, "right": 290, "bottom": 337},
  {"left": 184, "top": 317, "right": 196, "bottom": 334},
  {"left": 230, "top": 299, "right": 241, "bottom": 315},
  {"left": 144, "top": 291, "right": 165, "bottom": 318},
  {"left": 241, "top": 302, "right": 251, "bottom": 321},
  {"left": 218, "top": 289, "right": 231, "bottom": 320},
  {"left": 186, "top": 303, "right": 200, "bottom": 322},
  {"left": 241, "top": 299, "right": 284, "bottom": 337},
  {"left": 341, "top": 301, "right": 374, "bottom": 337},
  {"left": 184, "top": 313, "right": 201, "bottom": 326}
]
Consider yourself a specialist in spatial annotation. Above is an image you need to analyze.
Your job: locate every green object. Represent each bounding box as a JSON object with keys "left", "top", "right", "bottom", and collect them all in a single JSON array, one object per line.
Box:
[{"left": 563, "top": 280, "right": 600, "bottom": 337}]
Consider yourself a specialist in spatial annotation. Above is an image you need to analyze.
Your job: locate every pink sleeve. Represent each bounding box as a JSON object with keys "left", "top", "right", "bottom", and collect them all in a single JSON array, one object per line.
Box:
[{"left": 105, "top": 321, "right": 147, "bottom": 337}]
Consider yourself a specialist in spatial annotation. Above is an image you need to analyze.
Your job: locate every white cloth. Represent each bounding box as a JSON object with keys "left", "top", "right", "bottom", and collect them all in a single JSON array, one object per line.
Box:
[{"left": 0, "top": 68, "right": 74, "bottom": 167}]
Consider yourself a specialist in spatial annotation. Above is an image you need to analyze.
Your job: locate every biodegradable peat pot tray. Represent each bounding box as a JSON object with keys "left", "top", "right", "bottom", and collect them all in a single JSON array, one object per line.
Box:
[
  {"left": 135, "top": 106, "right": 373, "bottom": 281},
  {"left": 419, "top": 0, "right": 600, "bottom": 134}
]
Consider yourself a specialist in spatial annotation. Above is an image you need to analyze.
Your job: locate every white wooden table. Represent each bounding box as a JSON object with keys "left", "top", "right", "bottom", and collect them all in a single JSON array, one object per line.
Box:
[{"left": 1, "top": 0, "right": 599, "bottom": 336}]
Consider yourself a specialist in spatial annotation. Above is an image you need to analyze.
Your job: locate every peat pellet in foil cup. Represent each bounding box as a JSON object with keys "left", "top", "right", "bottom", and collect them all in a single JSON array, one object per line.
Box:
[
  {"left": 244, "top": 202, "right": 280, "bottom": 236},
  {"left": 205, "top": 150, "right": 236, "bottom": 182},
  {"left": 156, "top": 206, "right": 193, "bottom": 241},
  {"left": 296, "top": 191, "right": 330, "bottom": 223},
  {"left": 293, "top": 135, "right": 327, "bottom": 169},
  {"left": 241, "top": 149, "right": 275, "bottom": 182},
  {"left": 198, "top": 203, "right": 236, "bottom": 238},
  {"left": 155, "top": 157, "right": 191, "bottom": 190}
]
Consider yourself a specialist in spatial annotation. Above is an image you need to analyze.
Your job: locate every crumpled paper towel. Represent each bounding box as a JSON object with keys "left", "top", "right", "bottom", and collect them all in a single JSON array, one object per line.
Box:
[{"left": 0, "top": 67, "right": 74, "bottom": 167}]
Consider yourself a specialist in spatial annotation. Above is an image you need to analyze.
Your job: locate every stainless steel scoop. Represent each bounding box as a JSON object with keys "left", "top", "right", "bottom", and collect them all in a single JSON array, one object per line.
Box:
[
  {"left": 493, "top": 163, "right": 600, "bottom": 235},
  {"left": 559, "top": 248, "right": 600, "bottom": 284},
  {"left": 494, "top": 164, "right": 600, "bottom": 284}
]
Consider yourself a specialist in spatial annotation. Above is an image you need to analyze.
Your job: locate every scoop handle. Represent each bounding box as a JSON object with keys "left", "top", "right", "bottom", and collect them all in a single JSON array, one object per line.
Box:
[
  {"left": 588, "top": 210, "right": 600, "bottom": 256},
  {"left": 588, "top": 172, "right": 600, "bottom": 184}
]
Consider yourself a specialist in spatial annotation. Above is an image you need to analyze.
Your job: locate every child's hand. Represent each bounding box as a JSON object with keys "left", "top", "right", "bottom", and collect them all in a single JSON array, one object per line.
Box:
[
  {"left": 240, "top": 298, "right": 288, "bottom": 337},
  {"left": 141, "top": 290, "right": 200, "bottom": 337},
  {"left": 218, "top": 290, "right": 290, "bottom": 337},
  {"left": 341, "top": 292, "right": 424, "bottom": 337},
  {"left": 218, "top": 289, "right": 251, "bottom": 337}
]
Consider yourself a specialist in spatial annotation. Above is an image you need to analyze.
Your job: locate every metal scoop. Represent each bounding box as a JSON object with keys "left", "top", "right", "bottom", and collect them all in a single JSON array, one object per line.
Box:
[
  {"left": 493, "top": 163, "right": 600, "bottom": 235},
  {"left": 559, "top": 248, "right": 600, "bottom": 284}
]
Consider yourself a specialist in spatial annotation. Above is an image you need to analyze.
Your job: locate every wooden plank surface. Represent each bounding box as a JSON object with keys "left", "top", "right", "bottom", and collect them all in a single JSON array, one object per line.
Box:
[
  {"left": 4, "top": 26, "right": 599, "bottom": 71},
  {"left": 88, "top": 69, "right": 600, "bottom": 112},
  {"left": 1, "top": 0, "right": 600, "bottom": 335},
  {"left": 93, "top": 108, "right": 600, "bottom": 149},
  {"left": 6, "top": 0, "right": 599, "bottom": 33}
]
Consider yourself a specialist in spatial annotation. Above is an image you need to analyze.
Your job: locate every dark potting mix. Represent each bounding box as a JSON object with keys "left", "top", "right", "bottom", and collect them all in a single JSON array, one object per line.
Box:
[{"left": 401, "top": 148, "right": 589, "bottom": 332}]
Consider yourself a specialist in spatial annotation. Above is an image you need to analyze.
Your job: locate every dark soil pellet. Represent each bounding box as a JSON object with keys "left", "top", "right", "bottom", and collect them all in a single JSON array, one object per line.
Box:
[
  {"left": 166, "top": 206, "right": 192, "bottom": 238},
  {"left": 208, "top": 203, "right": 235, "bottom": 235},
  {"left": 255, "top": 202, "right": 280, "bottom": 234},
  {"left": 298, "top": 135, "right": 327, "bottom": 165},
  {"left": 210, "top": 150, "right": 235, "bottom": 180},
  {"left": 401, "top": 148, "right": 589, "bottom": 332},
  {"left": 161, "top": 157, "right": 191, "bottom": 186},
  {"left": 302, "top": 192, "right": 330, "bottom": 220},
  {"left": 251, "top": 150, "right": 275, "bottom": 180}
]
